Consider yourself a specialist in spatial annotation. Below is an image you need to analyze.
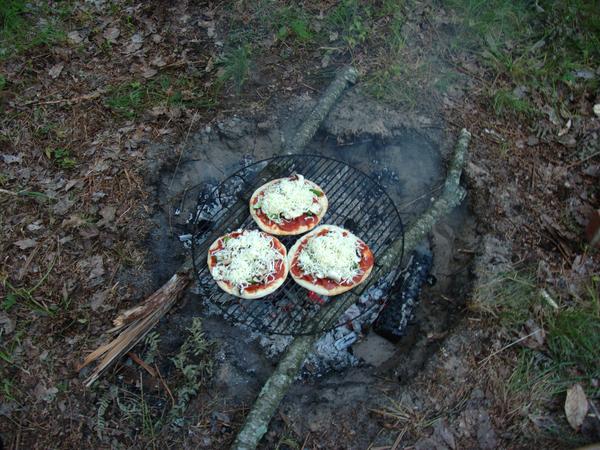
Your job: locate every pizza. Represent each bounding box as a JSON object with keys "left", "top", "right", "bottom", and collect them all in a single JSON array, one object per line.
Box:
[
  {"left": 287, "top": 225, "right": 375, "bottom": 296},
  {"left": 249, "top": 174, "right": 328, "bottom": 236},
  {"left": 207, "top": 229, "right": 289, "bottom": 299}
]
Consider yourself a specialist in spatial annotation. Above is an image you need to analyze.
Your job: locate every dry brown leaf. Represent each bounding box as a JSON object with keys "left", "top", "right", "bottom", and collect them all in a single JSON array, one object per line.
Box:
[
  {"left": 565, "top": 383, "right": 588, "bottom": 430},
  {"left": 48, "top": 63, "right": 64, "bottom": 79},
  {"left": 14, "top": 238, "right": 37, "bottom": 249}
]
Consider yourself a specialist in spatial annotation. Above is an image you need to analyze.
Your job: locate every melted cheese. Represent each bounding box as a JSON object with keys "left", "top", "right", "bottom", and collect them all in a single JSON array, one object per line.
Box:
[
  {"left": 298, "top": 228, "right": 362, "bottom": 283},
  {"left": 255, "top": 175, "right": 322, "bottom": 224},
  {"left": 211, "top": 230, "right": 283, "bottom": 292}
]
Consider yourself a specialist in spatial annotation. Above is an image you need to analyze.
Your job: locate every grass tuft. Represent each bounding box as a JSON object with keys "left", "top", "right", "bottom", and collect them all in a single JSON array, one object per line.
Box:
[
  {"left": 0, "top": 0, "right": 66, "bottom": 58},
  {"left": 105, "top": 76, "right": 216, "bottom": 118},
  {"left": 492, "top": 89, "right": 536, "bottom": 119},
  {"left": 445, "top": 0, "right": 600, "bottom": 118},
  {"left": 217, "top": 46, "right": 252, "bottom": 94}
]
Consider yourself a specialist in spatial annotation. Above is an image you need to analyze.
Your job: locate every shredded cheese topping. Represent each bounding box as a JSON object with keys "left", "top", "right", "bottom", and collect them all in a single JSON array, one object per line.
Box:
[
  {"left": 211, "top": 230, "right": 284, "bottom": 292},
  {"left": 254, "top": 175, "right": 322, "bottom": 224},
  {"left": 298, "top": 228, "right": 363, "bottom": 283}
]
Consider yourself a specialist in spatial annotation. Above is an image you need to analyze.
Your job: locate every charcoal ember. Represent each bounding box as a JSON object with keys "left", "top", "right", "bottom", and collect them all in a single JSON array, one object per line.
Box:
[{"left": 374, "top": 245, "right": 433, "bottom": 342}]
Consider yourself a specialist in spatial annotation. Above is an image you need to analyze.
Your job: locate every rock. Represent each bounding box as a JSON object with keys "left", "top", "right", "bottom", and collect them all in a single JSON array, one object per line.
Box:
[
  {"left": 433, "top": 419, "right": 456, "bottom": 449},
  {"left": 476, "top": 410, "right": 497, "bottom": 449},
  {"left": 414, "top": 437, "right": 450, "bottom": 450},
  {"left": 594, "top": 104, "right": 600, "bottom": 117},
  {"left": 352, "top": 333, "right": 397, "bottom": 366}
]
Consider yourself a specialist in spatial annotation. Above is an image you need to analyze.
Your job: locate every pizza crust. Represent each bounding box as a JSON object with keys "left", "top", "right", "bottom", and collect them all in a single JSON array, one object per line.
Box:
[
  {"left": 207, "top": 232, "right": 289, "bottom": 299},
  {"left": 249, "top": 177, "right": 329, "bottom": 236},
  {"left": 287, "top": 225, "right": 374, "bottom": 296}
]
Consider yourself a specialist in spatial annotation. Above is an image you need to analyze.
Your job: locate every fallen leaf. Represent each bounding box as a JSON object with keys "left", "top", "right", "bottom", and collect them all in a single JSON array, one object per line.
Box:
[
  {"left": 0, "top": 312, "right": 15, "bottom": 334},
  {"left": 33, "top": 383, "right": 59, "bottom": 403},
  {"left": 151, "top": 55, "right": 167, "bottom": 67},
  {"left": 565, "top": 383, "right": 588, "bottom": 431},
  {"left": 2, "top": 154, "right": 22, "bottom": 164},
  {"left": 558, "top": 119, "right": 572, "bottom": 137},
  {"left": 103, "top": 26, "right": 120, "bottom": 43},
  {"left": 90, "top": 289, "right": 110, "bottom": 311},
  {"left": 26, "top": 221, "right": 44, "bottom": 232},
  {"left": 52, "top": 197, "right": 75, "bottom": 216},
  {"left": 87, "top": 255, "right": 105, "bottom": 280},
  {"left": 14, "top": 238, "right": 37, "bottom": 250},
  {"left": 67, "top": 31, "right": 83, "bottom": 44},
  {"left": 97, "top": 205, "right": 116, "bottom": 228},
  {"left": 124, "top": 33, "right": 143, "bottom": 53},
  {"left": 520, "top": 319, "right": 546, "bottom": 349},
  {"left": 141, "top": 66, "right": 157, "bottom": 78},
  {"left": 62, "top": 214, "right": 87, "bottom": 228},
  {"left": 48, "top": 63, "right": 64, "bottom": 79}
]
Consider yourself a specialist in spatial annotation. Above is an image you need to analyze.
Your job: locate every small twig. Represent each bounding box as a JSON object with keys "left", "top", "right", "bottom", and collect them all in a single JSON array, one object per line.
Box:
[
  {"left": 391, "top": 428, "right": 407, "bottom": 450},
  {"left": 566, "top": 150, "right": 600, "bottom": 169},
  {"left": 301, "top": 432, "right": 310, "bottom": 450},
  {"left": 155, "top": 363, "right": 176, "bottom": 408},
  {"left": 127, "top": 352, "right": 157, "bottom": 377},
  {"left": 168, "top": 112, "right": 198, "bottom": 189},
  {"left": 478, "top": 330, "right": 541, "bottom": 366},
  {"left": 19, "top": 89, "right": 106, "bottom": 107}
]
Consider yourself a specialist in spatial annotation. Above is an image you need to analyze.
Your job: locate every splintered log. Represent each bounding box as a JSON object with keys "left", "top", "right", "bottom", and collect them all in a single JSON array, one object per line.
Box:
[
  {"left": 230, "top": 129, "right": 472, "bottom": 450},
  {"left": 79, "top": 67, "right": 358, "bottom": 387}
]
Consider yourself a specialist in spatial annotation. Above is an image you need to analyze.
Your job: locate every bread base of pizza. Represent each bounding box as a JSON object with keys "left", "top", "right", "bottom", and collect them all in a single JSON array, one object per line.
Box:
[
  {"left": 207, "top": 230, "right": 289, "bottom": 299},
  {"left": 250, "top": 174, "right": 328, "bottom": 236},
  {"left": 287, "top": 225, "right": 374, "bottom": 296}
]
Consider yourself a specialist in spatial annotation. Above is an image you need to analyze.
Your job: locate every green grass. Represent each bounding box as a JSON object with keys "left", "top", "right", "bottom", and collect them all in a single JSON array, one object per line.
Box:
[
  {"left": 0, "top": 0, "right": 67, "bottom": 58},
  {"left": 365, "top": 55, "right": 434, "bottom": 110},
  {"left": 445, "top": 0, "right": 600, "bottom": 117},
  {"left": 106, "top": 76, "right": 216, "bottom": 118},
  {"left": 2, "top": 255, "right": 59, "bottom": 316},
  {"left": 492, "top": 89, "right": 536, "bottom": 118},
  {"left": 217, "top": 46, "right": 252, "bottom": 94},
  {"left": 45, "top": 147, "right": 77, "bottom": 169},
  {"left": 326, "top": 0, "right": 372, "bottom": 48},
  {"left": 273, "top": 5, "right": 317, "bottom": 45},
  {"left": 476, "top": 272, "right": 599, "bottom": 442}
]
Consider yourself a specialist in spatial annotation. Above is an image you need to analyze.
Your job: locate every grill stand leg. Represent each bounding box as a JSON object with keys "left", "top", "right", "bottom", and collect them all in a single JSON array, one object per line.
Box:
[{"left": 231, "top": 129, "right": 472, "bottom": 450}]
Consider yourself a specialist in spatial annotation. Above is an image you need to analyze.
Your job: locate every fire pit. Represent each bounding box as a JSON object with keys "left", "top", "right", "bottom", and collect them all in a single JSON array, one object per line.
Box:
[{"left": 190, "top": 154, "right": 405, "bottom": 336}]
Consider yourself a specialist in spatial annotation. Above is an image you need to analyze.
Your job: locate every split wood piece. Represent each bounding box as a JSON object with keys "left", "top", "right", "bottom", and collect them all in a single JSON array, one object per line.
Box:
[
  {"left": 78, "top": 66, "right": 358, "bottom": 386},
  {"left": 230, "top": 129, "right": 472, "bottom": 450}
]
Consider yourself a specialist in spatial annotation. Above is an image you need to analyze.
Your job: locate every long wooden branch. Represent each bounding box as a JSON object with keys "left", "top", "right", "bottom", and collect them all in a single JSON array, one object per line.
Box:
[
  {"left": 79, "top": 66, "right": 358, "bottom": 386},
  {"left": 230, "top": 129, "right": 472, "bottom": 450}
]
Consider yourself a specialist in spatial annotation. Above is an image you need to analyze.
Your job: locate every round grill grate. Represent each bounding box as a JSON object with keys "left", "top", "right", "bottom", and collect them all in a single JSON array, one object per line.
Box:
[{"left": 190, "top": 154, "right": 404, "bottom": 336}]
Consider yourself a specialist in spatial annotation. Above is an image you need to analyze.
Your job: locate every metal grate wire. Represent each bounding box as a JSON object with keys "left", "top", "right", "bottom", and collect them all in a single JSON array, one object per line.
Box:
[{"left": 190, "top": 154, "right": 404, "bottom": 335}]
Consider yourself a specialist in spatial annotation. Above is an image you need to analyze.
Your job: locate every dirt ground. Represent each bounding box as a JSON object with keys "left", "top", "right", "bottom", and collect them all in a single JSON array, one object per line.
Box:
[{"left": 1, "top": 1, "right": 599, "bottom": 449}]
